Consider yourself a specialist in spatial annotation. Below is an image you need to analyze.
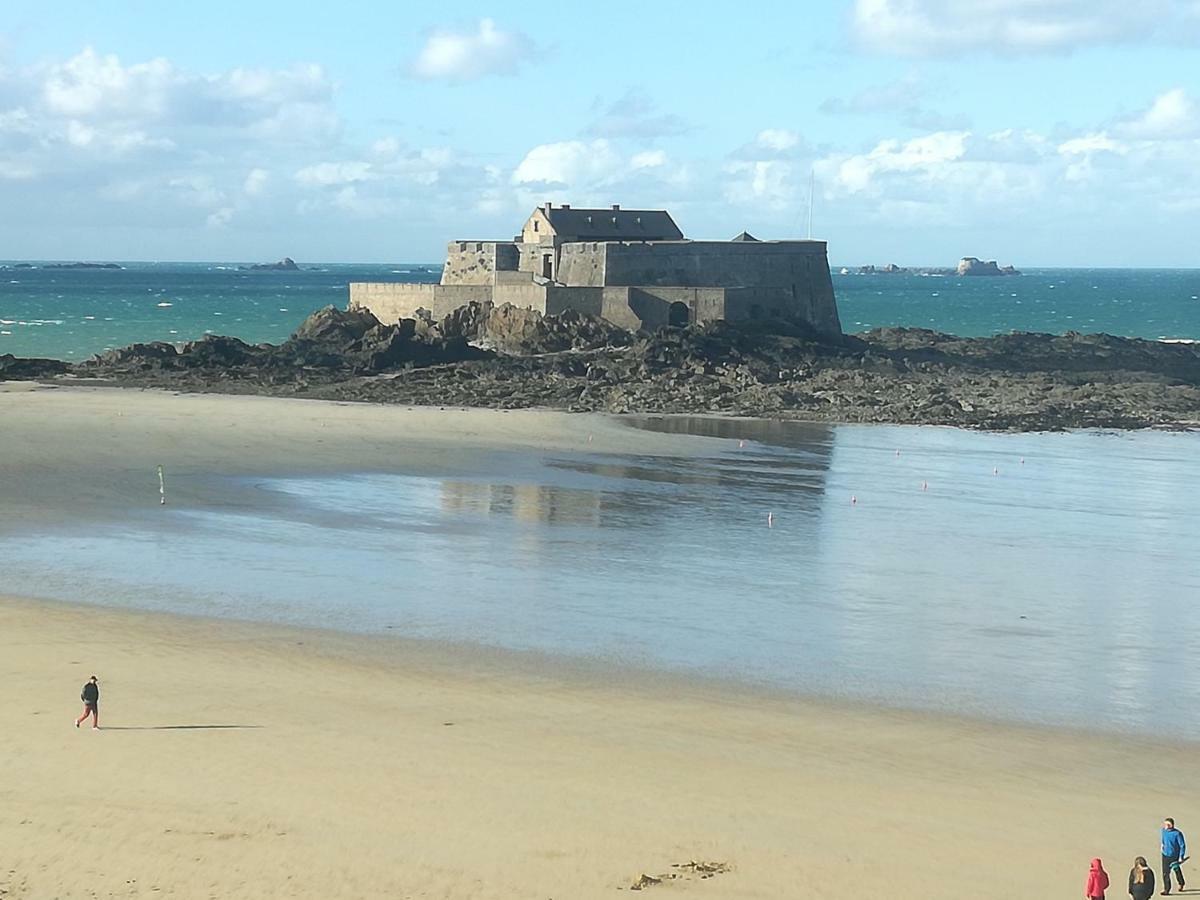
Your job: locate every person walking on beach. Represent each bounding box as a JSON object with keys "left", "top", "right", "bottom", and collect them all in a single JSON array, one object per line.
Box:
[
  {"left": 75, "top": 675, "right": 99, "bottom": 730},
  {"left": 1162, "top": 818, "right": 1187, "bottom": 895},
  {"left": 1129, "top": 856, "right": 1156, "bottom": 900},
  {"left": 1086, "top": 857, "right": 1110, "bottom": 900}
]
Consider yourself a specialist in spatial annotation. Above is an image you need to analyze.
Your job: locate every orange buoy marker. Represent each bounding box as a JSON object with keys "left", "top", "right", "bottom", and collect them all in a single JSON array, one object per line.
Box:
[{"left": 767, "top": 512, "right": 774, "bottom": 528}]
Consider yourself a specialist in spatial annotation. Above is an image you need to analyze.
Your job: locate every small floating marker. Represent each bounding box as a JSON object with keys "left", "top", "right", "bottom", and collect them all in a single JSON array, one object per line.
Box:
[
  {"left": 895, "top": 449, "right": 900, "bottom": 457},
  {"left": 993, "top": 467, "right": 999, "bottom": 476},
  {"left": 587, "top": 434, "right": 593, "bottom": 443},
  {"left": 1020, "top": 457, "right": 1025, "bottom": 465},
  {"left": 738, "top": 440, "right": 746, "bottom": 448},
  {"left": 767, "top": 512, "right": 774, "bottom": 528},
  {"left": 157, "top": 465, "right": 166, "bottom": 505},
  {"left": 851, "top": 496, "right": 857, "bottom": 505},
  {"left": 921, "top": 480, "right": 928, "bottom": 491}
]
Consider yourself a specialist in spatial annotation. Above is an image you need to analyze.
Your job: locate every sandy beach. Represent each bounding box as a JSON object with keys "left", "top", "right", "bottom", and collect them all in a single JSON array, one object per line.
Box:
[
  {"left": 1, "top": 593, "right": 1193, "bottom": 899},
  {"left": 2, "top": 384, "right": 1196, "bottom": 898}
]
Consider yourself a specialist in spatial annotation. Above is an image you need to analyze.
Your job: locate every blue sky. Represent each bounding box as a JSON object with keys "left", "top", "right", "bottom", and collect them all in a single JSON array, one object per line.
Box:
[{"left": 1, "top": 0, "right": 1198, "bottom": 264}]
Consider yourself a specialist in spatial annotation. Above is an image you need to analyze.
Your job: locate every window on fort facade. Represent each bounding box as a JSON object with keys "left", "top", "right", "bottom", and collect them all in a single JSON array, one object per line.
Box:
[{"left": 533, "top": 221, "right": 538, "bottom": 232}]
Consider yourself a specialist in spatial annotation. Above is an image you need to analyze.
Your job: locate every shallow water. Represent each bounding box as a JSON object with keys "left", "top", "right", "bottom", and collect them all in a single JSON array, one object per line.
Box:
[{"left": 4, "top": 417, "right": 1199, "bottom": 737}]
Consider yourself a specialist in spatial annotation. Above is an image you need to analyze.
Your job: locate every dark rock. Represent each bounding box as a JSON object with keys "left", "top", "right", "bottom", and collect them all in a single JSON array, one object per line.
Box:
[
  {"left": 43, "top": 262, "right": 122, "bottom": 270},
  {"left": 90, "top": 342, "right": 179, "bottom": 368},
  {"left": 290, "top": 305, "right": 381, "bottom": 348},
  {"left": 0, "top": 353, "right": 70, "bottom": 379},
  {"left": 244, "top": 257, "right": 299, "bottom": 271}
]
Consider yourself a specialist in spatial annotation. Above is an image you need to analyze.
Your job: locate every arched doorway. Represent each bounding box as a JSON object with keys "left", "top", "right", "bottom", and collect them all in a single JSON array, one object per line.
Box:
[{"left": 668, "top": 301, "right": 690, "bottom": 327}]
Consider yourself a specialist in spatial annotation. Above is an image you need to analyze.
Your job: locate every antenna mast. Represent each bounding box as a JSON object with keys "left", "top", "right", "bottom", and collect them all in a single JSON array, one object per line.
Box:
[{"left": 807, "top": 169, "right": 815, "bottom": 239}]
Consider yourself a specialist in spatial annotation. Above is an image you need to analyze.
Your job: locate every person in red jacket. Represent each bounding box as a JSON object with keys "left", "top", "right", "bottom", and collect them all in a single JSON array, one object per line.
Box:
[{"left": 1085, "top": 857, "right": 1110, "bottom": 900}]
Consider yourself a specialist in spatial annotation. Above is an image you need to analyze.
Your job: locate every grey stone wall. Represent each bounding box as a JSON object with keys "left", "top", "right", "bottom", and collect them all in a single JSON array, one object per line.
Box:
[
  {"left": 441, "top": 241, "right": 519, "bottom": 285},
  {"left": 349, "top": 283, "right": 494, "bottom": 322},
  {"left": 556, "top": 242, "right": 606, "bottom": 286}
]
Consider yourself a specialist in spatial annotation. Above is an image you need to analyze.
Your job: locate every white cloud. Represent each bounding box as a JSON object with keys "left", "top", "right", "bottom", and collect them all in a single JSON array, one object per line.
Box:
[
  {"left": 724, "top": 160, "right": 798, "bottom": 209},
  {"left": 1058, "top": 132, "right": 1123, "bottom": 155},
  {"left": 294, "top": 161, "right": 373, "bottom": 187},
  {"left": 206, "top": 206, "right": 234, "bottom": 228},
  {"left": 631, "top": 150, "right": 667, "bottom": 169},
  {"left": 828, "top": 131, "right": 968, "bottom": 193},
  {"left": 756, "top": 129, "right": 802, "bottom": 152},
  {"left": 511, "top": 139, "right": 621, "bottom": 186},
  {"left": 852, "top": 0, "right": 1194, "bottom": 56},
  {"left": 409, "top": 19, "right": 537, "bottom": 83},
  {"left": 38, "top": 48, "right": 334, "bottom": 134},
  {"left": 243, "top": 167, "right": 269, "bottom": 196},
  {"left": 1117, "top": 88, "right": 1199, "bottom": 138}
]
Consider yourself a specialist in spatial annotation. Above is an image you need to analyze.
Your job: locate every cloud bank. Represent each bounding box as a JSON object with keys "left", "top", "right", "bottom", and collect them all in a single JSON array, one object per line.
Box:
[{"left": 408, "top": 19, "right": 538, "bottom": 83}]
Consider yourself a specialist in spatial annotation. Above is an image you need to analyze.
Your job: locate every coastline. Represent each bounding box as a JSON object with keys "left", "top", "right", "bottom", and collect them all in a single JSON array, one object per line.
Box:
[
  {"left": 7, "top": 307, "right": 1200, "bottom": 431},
  {"left": 4, "top": 591, "right": 1194, "bottom": 899}
]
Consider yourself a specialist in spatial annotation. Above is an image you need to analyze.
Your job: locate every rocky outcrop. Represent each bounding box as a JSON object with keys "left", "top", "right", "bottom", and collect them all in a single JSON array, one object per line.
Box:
[
  {"left": 957, "top": 257, "right": 1019, "bottom": 276},
  {"left": 0, "top": 353, "right": 70, "bottom": 378},
  {"left": 43, "top": 262, "right": 123, "bottom": 270},
  {"left": 5, "top": 308, "right": 1199, "bottom": 432},
  {"left": 244, "top": 257, "right": 299, "bottom": 271}
]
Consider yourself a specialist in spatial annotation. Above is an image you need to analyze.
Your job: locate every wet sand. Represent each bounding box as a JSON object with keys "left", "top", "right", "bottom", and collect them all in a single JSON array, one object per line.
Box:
[{"left": 0, "top": 382, "right": 725, "bottom": 533}]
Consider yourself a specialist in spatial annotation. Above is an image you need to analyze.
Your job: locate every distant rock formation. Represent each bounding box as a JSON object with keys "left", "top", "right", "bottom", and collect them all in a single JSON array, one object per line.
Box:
[
  {"left": 244, "top": 257, "right": 299, "bottom": 271},
  {"left": 43, "top": 262, "right": 122, "bottom": 270},
  {"left": 957, "top": 257, "right": 1019, "bottom": 276},
  {"left": 842, "top": 259, "right": 1020, "bottom": 277}
]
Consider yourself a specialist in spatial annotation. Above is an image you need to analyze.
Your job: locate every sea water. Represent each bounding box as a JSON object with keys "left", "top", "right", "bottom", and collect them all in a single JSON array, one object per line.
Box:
[
  {"left": 1, "top": 263, "right": 1198, "bottom": 360},
  {"left": 3, "top": 418, "right": 1199, "bottom": 737}
]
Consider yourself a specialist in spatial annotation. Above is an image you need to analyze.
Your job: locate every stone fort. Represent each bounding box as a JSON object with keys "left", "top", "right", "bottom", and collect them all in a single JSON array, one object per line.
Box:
[{"left": 349, "top": 204, "right": 842, "bottom": 336}]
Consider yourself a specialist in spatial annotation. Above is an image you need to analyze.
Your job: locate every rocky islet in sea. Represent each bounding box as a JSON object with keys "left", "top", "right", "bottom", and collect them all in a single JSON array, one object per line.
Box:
[{"left": 2, "top": 303, "right": 1198, "bottom": 432}]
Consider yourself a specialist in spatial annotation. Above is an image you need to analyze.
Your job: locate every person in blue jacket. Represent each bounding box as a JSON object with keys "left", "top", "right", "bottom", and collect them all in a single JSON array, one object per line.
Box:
[{"left": 1161, "top": 817, "right": 1187, "bottom": 895}]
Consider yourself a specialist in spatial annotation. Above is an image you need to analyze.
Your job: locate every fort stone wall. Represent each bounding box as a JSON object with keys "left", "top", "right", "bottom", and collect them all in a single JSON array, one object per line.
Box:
[
  {"left": 441, "top": 241, "right": 520, "bottom": 285},
  {"left": 602, "top": 241, "right": 840, "bottom": 335},
  {"left": 349, "top": 283, "right": 494, "bottom": 323}
]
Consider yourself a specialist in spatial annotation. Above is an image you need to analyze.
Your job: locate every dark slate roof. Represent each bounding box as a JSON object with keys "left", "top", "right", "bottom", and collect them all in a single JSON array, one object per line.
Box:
[
  {"left": 730, "top": 231, "right": 759, "bottom": 242},
  {"left": 542, "top": 207, "right": 683, "bottom": 241}
]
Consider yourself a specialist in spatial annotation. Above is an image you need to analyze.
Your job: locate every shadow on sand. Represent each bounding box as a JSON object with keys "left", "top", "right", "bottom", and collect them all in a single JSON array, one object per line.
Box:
[{"left": 100, "top": 724, "right": 262, "bottom": 731}]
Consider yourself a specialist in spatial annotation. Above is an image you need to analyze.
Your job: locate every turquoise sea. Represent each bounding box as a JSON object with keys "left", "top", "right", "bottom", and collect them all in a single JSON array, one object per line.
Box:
[{"left": 1, "top": 262, "right": 1198, "bottom": 360}]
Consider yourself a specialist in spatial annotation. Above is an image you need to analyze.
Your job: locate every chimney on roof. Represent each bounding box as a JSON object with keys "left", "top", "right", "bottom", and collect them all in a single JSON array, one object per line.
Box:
[
  {"left": 543, "top": 201, "right": 551, "bottom": 213},
  {"left": 561, "top": 203, "right": 570, "bottom": 209},
  {"left": 611, "top": 204, "right": 620, "bottom": 210}
]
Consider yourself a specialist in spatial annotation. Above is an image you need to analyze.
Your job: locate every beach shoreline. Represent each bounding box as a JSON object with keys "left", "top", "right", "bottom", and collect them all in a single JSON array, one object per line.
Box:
[
  {"left": 3, "top": 385, "right": 1197, "bottom": 897},
  {"left": 3, "top": 591, "right": 1196, "bottom": 899}
]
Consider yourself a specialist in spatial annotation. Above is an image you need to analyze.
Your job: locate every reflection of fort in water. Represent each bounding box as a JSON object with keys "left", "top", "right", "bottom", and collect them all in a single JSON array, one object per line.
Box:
[
  {"left": 440, "top": 481, "right": 604, "bottom": 526},
  {"left": 440, "top": 417, "right": 836, "bottom": 529}
]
